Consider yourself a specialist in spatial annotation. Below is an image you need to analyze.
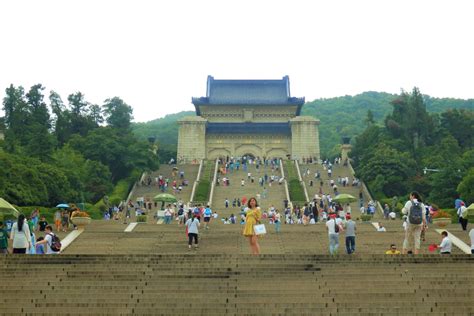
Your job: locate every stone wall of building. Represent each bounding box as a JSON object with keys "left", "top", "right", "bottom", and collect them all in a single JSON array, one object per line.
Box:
[
  {"left": 199, "top": 105, "right": 299, "bottom": 123},
  {"left": 177, "top": 116, "right": 207, "bottom": 164},
  {"left": 290, "top": 116, "right": 320, "bottom": 162},
  {"left": 206, "top": 134, "right": 291, "bottom": 159}
]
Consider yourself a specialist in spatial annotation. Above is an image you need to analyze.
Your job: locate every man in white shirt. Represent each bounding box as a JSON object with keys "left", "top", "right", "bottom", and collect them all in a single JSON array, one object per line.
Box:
[
  {"left": 186, "top": 215, "right": 200, "bottom": 250},
  {"left": 377, "top": 222, "right": 386, "bottom": 232},
  {"left": 36, "top": 225, "right": 60, "bottom": 254},
  {"left": 438, "top": 231, "right": 452, "bottom": 254},
  {"left": 457, "top": 202, "right": 468, "bottom": 231},
  {"left": 326, "top": 214, "right": 343, "bottom": 255}
]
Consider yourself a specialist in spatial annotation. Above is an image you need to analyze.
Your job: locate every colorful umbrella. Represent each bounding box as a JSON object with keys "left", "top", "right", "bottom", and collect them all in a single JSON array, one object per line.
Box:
[
  {"left": 332, "top": 193, "right": 357, "bottom": 204},
  {"left": 153, "top": 193, "right": 178, "bottom": 203}
]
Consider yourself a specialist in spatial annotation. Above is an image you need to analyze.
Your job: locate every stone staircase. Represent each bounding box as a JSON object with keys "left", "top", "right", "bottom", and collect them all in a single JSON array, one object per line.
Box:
[
  {"left": 211, "top": 162, "right": 287, "bottom": 216},
  {"left": 300, "top": 162, "right": 370, "bottom": 219},
  {"left": 126, "top": 164, "right": 199, "bottom": 221},
  {"left": 2, "top": 211, "right": 473, "bottom": 315},
  {"left": 2, "top": 162, "right": 473, "bottom": 315},
  {"left": 1, "top": 252, "right": 472, "bottom": 315}
]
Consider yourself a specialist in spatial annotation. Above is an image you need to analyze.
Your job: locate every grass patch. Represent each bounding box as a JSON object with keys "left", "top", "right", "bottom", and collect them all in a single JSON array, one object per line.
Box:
[
  {"left": 288, "top": 179, "right": 306, "bottom": 202},
  {"left": 194, "top": 180, "right": 211, "bottom": 204}
]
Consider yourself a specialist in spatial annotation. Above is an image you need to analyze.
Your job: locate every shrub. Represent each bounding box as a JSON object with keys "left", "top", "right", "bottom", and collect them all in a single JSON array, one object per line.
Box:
[
  {"left": 194, "top": 180, "right": 211, "bottom": 203},
  {"left": 361, "top": 214, "right": 373, "bottom": 222},
  {"left": 136, "top": 215, "right": 148, "bottom": 223}
]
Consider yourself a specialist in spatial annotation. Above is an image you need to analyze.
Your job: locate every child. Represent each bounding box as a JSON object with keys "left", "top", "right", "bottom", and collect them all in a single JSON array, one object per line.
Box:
[
  {"left": 35, "top": 237, "right": 45, "bottom": 254},
  {"left": 438, "top": 231, "right": 452, "bottom": 255},
  {"left": 38, "top": 216, "right": 48, "bottom": 232}
]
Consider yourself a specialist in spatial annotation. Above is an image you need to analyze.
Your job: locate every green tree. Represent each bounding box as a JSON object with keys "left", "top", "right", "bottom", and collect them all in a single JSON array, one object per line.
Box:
[
  {"left": 428, "top": 164, "right": 464, "bottom": 207},
  {"left": 50, "top": 91, "right": 71, "bottom": 146},
  {"left": 2, "top": 85, "right": 29, "bottom": 152},
  {"left": 440, "top": 109, "right": 474, "bottom": 149},
  {"left": 25, "top": 84, "right": 55, "bottom": 159},
  {"left": 457, "top": 168, "right": 474, "bottom": 204},
  {"left": 68, "top": 92, "right": 97, "bottom": 136},
  {"left": 103, "top": 97, "right": 133, "bottom": 130},
  {"left": 365, "top": 109, "right": 375, "bottom": 127},
  {"left": 385, "top": 88, "right": 434, "bottom": 153}
]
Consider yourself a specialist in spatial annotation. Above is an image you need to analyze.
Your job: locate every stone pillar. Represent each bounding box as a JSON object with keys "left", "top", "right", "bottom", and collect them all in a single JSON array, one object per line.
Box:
[
  {"left": 177, "top": 116, "right": 208, "bottom": 164},
  {"left": 290, "top": 116, "right": 320, "bottom": 163},
  {"left": 341, "top": 144, "right": 352, "bottom": 162}
]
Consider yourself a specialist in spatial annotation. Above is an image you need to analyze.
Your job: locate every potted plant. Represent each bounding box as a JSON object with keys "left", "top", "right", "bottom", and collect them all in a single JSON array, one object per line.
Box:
[
  {"left": 70, "top": 209, "right": 92, "bottom": 227},
  {"left": 136, "top": 215, "right": 148, "bottom": 223},
  {"left": 431, "top": 210, "right": 452, "bottom": 227}
]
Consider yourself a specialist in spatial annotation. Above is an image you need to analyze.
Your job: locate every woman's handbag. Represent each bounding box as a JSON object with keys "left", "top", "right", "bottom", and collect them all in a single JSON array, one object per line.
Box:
[{"left": 254, "top": 223, "right": 266, "bottom": 235}]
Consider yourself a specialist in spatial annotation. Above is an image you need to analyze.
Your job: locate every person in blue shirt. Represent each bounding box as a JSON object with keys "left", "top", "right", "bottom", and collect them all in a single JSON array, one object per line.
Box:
[{"left": 203, "top": 206, "right": 212, "bottom": 229}]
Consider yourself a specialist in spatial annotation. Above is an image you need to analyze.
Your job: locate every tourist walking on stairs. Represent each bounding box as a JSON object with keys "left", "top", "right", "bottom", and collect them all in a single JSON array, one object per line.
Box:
[
  {"left": 402, "top": 191, "right": 426, "bottom": 255},
  {"left": 344, "top": 215, "right": 356, "bottom": 254},
  {"left": 326, "top": 214, "right": 343, "bottom": 255},
  {"left": 242, "top": 197, "right": 262, "bottom": 255},
  {"left": 186, "top": 214, "right": 200, "bottom": 250},
  {"left": 10, "top": 214, "right": 31, "bottom": 254}
]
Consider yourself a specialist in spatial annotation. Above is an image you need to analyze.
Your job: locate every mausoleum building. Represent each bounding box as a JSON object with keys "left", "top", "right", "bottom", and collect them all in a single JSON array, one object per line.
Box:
[{"left": 177, "top": 76, "right": 320, "bottom": 163}]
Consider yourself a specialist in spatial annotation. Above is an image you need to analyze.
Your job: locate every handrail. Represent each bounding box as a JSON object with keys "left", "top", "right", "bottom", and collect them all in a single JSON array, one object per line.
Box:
[
  {"left": 122, "top": 171, "right": 146, "bottom": 208},
  {"left": 207, "top": 158, "right": 219, "bottom": 207},
  {"left": 189, "top": 159, "right": 203, "bottom": 203},
  {"left": 294, "top": 160, "right": 310, "bottom": 203},
  {"left": 280, "top": 159, "right": 291, "bottom": 207}
]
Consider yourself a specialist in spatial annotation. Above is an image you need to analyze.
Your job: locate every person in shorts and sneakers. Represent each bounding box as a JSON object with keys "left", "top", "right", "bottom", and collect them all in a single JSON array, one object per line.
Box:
[
  {"left": 402, "top": 191, "right": 426, "bottom": 255},
  {"left": 203, "top": 206, "right": 212, "bottom": 229}
]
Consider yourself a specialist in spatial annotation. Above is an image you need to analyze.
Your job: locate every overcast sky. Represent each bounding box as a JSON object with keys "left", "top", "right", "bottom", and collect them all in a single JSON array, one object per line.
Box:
[{"left": 1, "top": 0, "right": 473, "bottom": 122}]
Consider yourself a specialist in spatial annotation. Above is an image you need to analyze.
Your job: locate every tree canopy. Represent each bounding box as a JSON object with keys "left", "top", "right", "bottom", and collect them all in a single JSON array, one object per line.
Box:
[{"left": 1, "top": 84, "right": 158, "bottom": 207}]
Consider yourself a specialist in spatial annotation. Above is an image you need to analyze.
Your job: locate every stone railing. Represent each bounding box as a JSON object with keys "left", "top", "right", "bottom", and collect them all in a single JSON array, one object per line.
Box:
[
  {"left": 294, "top": 160, "right": 310, "bottom": 203},
  {"left": 189, "top": 159, "right": 204, "bottom": 203},
  {"left": 207, "top": 158, "right": 219, "bottom": 207},
  {"left": 280, "top": 159, "right": 291, "bottom": 207}
]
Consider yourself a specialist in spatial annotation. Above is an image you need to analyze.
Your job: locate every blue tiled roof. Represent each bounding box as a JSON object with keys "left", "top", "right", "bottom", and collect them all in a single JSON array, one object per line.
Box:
[
  {"left": 192, "top": 76, "right": 305, "bottom": 115},
  {"left": 206, "top": 123, "right": 291, "bottom": 135}
]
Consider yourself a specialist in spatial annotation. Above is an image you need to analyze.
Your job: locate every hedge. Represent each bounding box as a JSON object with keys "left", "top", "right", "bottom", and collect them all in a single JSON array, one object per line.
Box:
[
  {"left": 92, "top": 174, "right": 137, "bottom": 213},
  {"left": 194, "top": 180, "right": 211, "bottom": 204},
  {"left": 288, "top": 179, "right": 306, "bottom": 203}
]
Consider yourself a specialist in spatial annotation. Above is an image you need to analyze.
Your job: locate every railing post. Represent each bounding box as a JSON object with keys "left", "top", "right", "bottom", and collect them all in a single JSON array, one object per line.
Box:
[
  {"left": 280, "top": 159, "right": 291, "bottom": 206},
  {"left": 208, "top": 158, "right": 219, "bottom": 207}
]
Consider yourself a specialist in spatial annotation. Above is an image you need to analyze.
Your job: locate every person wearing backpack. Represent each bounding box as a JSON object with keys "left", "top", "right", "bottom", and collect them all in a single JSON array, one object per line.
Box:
[
  {"left": 401, "top": 191, "right": 427, "bottom": 255},
  {"left": 326, "top": 213, "right": 344, "bottom": 255},
  {"left": 36, "top": 225, "right": 60, "bottom": 254}
]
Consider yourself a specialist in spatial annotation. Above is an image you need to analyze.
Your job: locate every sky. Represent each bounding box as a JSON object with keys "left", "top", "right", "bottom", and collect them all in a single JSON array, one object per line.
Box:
[{"left": 0, "top": 0, "right": 473, "bottom": 122}]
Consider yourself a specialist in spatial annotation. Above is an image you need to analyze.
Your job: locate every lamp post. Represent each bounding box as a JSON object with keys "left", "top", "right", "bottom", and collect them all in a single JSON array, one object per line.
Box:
[{"left": 423, "top": 167, "right": 440, "bottom": 175}]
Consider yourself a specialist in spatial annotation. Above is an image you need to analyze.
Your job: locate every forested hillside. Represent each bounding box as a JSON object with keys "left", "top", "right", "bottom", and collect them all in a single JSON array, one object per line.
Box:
[
  {"left": 0, "top": 84, "right": 158, "bottom": 207},
  {"left": 350, "top": 88, "right": 474, "bottom": 207},
  {"left": 132, "top": 91, "right": 474, "bottom": 159}
]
